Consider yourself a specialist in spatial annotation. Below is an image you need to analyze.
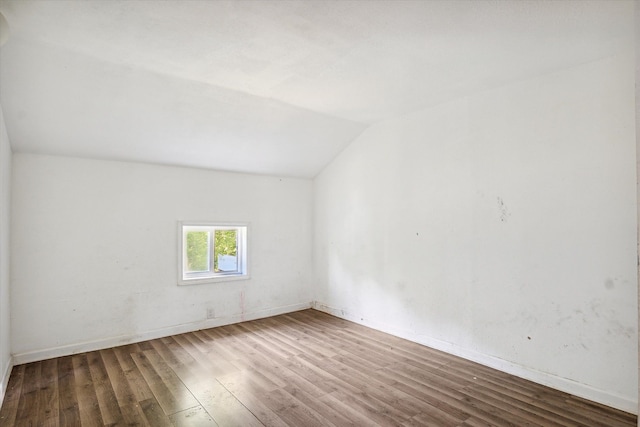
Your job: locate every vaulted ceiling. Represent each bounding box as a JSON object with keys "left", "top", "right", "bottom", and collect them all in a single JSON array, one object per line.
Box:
[{"left": 0, "top": 1, "right": 633, "bottom": 177}]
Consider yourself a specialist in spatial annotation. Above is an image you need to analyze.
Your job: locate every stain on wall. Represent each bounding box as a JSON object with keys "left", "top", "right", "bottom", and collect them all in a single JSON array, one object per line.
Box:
[{"left": 497, "top": 196, "right": 510, "bottom": 223}]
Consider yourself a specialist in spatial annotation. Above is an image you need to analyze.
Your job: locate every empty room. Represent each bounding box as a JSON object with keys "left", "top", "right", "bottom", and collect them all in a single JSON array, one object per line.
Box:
[{"left": 0, "top": 0, "right": 637, "bottom": 425}]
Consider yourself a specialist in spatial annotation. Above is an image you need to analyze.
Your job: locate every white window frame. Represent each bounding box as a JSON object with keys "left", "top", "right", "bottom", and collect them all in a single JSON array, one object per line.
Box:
[{"left": 178, "top": 221, "right": 250, "bottom": 285}]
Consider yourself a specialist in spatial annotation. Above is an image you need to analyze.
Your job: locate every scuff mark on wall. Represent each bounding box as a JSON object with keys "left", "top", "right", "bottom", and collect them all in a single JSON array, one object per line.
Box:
[
  {"left": 497, "top": 196, "right": 510, "bottom": 222},
  {"left": 240, "top": 290, "right": 245, "bottom": 322}
]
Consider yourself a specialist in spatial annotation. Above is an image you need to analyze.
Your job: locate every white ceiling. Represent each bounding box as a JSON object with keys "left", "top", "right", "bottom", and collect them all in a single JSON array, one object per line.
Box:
[{"left": 0, "top": 0, "right": 634, "bottom": 178}]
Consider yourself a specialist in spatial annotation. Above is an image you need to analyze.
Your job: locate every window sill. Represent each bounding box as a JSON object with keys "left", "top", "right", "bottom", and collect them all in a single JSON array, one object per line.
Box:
[{"left": 178, "top": 274, "right": 251, "bottom": 286}]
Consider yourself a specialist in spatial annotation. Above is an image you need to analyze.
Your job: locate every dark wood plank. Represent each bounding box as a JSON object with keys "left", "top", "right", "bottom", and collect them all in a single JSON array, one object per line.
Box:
[
  {"left": 99, "top": 348, "right": 137, "bottom": 408},
  {"left": 72, "top": 354, "right": 105, "bottom": 427},
  {"left": 118, "top": 403, "right": 151, "bottom": 426},
  {"left": 139, "top": 397, "right": 172, "bottom": 427},
  {"left": 40, "top": 358, "right": 60, "bottom": 426},
  {"left": 86, "top": 351, "right": 122, "bottom": 425},
  {"left": 0, "top": 364, "right": 25, "bottom": 426},
  {"left": 112, "top": 345, "right": 155, "bottom": 403},
  {"left": 13, "top": 362, "right": 41, "bottom": 424},
  {"left": 56, "top": 356, "right": 81, "bottom": 426}
]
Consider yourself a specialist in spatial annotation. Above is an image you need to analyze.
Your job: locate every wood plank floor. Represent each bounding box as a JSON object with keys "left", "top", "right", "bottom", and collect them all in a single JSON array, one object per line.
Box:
[{"left": 0, "top": 309, "right": 636, "bottom": 426}]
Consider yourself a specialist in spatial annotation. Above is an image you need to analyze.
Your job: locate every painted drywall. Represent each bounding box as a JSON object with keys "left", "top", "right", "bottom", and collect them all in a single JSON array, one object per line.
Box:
[
  {"left": 634, "top": 1, "right": 640, "bottom": 427},
  {"left": 314, "top": 52, "right": 637, "bottom": 412},
  {"left": 0, "top": 106, "right": 11, "bottom": 400},
  {"left": 11, "top": 154, "right": 313, "bottom": 361}
]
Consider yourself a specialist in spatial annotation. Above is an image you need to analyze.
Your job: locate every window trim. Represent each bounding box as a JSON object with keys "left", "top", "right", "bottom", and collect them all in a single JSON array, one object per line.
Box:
[{"left": 178, "top": 221, "right": 250, "bottom": 286}]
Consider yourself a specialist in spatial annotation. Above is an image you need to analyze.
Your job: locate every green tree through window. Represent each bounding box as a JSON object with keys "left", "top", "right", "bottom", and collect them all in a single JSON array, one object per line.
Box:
[
  {"left": 186, "top": 231, "right": 209, "bottom": 272},
  {"left": 214, "top": 229, "right": 237, "bottom": 272}
]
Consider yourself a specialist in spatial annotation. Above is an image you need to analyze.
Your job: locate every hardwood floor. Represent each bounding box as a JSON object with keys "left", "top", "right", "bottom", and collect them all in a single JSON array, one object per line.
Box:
[{"left": 0, "top": 309, "right": 636, "bottom": 426}]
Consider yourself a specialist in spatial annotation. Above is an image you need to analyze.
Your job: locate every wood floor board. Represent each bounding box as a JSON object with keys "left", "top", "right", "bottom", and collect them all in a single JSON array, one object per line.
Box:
[
  {"left": 399, "top": 361, "right": 566, "bottom": 426},
  {"left": 132, "top": 350, "right": 200, "bottom": 416},
  {"left": 99, "top": 348, "right": 137, "bottom": 409},
  {"left": 282, "top": 384, "right": 354, "bottom": 427},
  {"left": 39, "top": 358, "right": 60, "bottom": 426},
  {"left": 402, "top": 408, "right": 469, "bottom": 427},
  {"left": 316, "top": 390, "right": 383, "bottom": 426},
  {"left": 443, "top": 360, "right": 619, "bottom": 426},
  {"left": 111, "top": 346, "right": 155, "bottom": 403},
  {"left": 325, "top": 356, "right": 427, "bottom": 418},
  {"left": 149, "top": 338, "right": 211, "bottom": 387},
  {"left": 327, "top": 388, "right": 407, "bottom": 427},
  {"left": 118, "top": 402, "right": 152, "bottom": 426},
  {"left": 71, "top": 354, "right": 105, "bottom": 427},
  {"left": 193, "top": 379, "right": 263, "bottom": 427},
  {"left": 305, "top": 357, "right": 418, "bottom": 424},
  {"left": 261, "top": 317, "right": 338, "bottom": 360},
  {"left": 443, "top": 360, "right": 539, "bottom": 399},
  {"left": 217, "top": 372, "right": 289, "bottom": 427},
  {"left": 387, "top": 361, "right": 470, "bottom": 400},
  {"left": 225, "top": 331, "right": 328, "bottom": 399},
  {"left": 229, "top": 324, "right": 293, "bottom": 367},
  {"left": 86, "top": 352, "right": 122, "bottom": 425},
  {"left": 266, "top": 316, "right": 341, "bottom": 356},
  {"left": 564, "top": 396, "right": 637, "bottom": 427},
  {"left": 383, "top": 356, "right": 566, "bottom": 427},
  {"left": 169, "top": 405, "right": 219, "bottom": 427},
  {"left": 337, "top": 330, "right": 450, "bottom": 372},
  {"left": 192, "top": 330, "right": 248, "bottom": 371},
  {"left": 386, "top": 362, "right": 540, "bottom": 427},
  {"left": 294, "top": 353, "right": 365, "bottom": 397},
  {"left": 286, "top": 314, "right": 412, "bottom": 370},
  {"left": 56, "top": 356, "right": 81, "bottom": 426},
  {"left": 168, "top": 333, "right": 239, "bottom": 379},
  {"left": 14, "top": 362, "right": 41, "bottom": 425},
  {"left": 252, "top": 387, "right": 328, "bottom": 427},
  {"left": 457, "top": 392, "right": 561, "bottom": 427},
  {"left": 459, "top": 383, "right": 575, "bottom": 427},
  {"left": 277, "top": 363, "right": 327, "bottom": 399},
  {"left": 236, "top": 322, "right": 300, "bottom": 360},
  {"left": 373, "top": 365, "right": 475, "bottom": 422},
  {"left": 136, "top": 341, "right": 155, "bottom": 352},
  {"left": 283, "top": 355, "right": 341, "bottom": 395},
  {"left": 173, "top": 332, "right": 212, "bottom": 356},
  {"left": 199, "top": 327, "right": 259, "bottom": 363},
  {"left": 210, "top": 328, "right": 291, "bottom": 391},
  {"left": 444, "top": 358, "right": 545, "bottom": 398},
  {"left": 1, "top": 309, "right": 636, "bottom": 426},
  {"left": 455, "top": 416, "right": 500, "bottom": 427},
  {"left": 0, "top": 364, "right": 24, "bottom": 426},
  {"left": 138, "top": 397, "right": 173, "bottom": 427}
]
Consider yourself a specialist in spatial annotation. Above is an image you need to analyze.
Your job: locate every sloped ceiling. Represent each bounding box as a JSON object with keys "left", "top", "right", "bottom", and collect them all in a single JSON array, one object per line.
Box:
[{"left": 0, "top": 0, "right": 633, "bottom": 177}]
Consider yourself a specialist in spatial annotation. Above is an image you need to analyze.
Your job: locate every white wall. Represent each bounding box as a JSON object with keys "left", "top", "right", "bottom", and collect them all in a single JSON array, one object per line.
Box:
[
  {"left": 11, "top": 154, "right": 313, "bottom": 361},
  {"left": 0, "top": 107, "right": 12, "bottom": 401},
  {"left": 314, "top": 52, "right": 637, "bottom": 412},
  {"left": 635, "top": 1, "right": 640, "bottom": 422}
]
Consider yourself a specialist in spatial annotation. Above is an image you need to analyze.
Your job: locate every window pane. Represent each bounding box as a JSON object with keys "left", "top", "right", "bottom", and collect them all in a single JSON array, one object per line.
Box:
[
  {"left": 186, "top": 231, "right": 210, "bottom": 272},
  {"left": 214, "top": 229, "right": 238, "bottom": 272}
]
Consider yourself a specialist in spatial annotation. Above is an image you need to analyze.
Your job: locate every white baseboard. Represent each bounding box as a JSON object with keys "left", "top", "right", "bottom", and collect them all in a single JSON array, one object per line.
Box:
[
  {"left": 312, "top": 301, "right": 637, "bottom": 415},
  {"left": 13, "top": 302, "right": 311, "bottom": 365},
  {"left": 0, "top": 356, "right": 13, "bottom": 408}
]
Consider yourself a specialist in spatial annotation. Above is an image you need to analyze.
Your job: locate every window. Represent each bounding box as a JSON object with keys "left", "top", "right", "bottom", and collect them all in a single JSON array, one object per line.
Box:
[{"left": 179, "top": 222, "right": 249, "bottom": 285}]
